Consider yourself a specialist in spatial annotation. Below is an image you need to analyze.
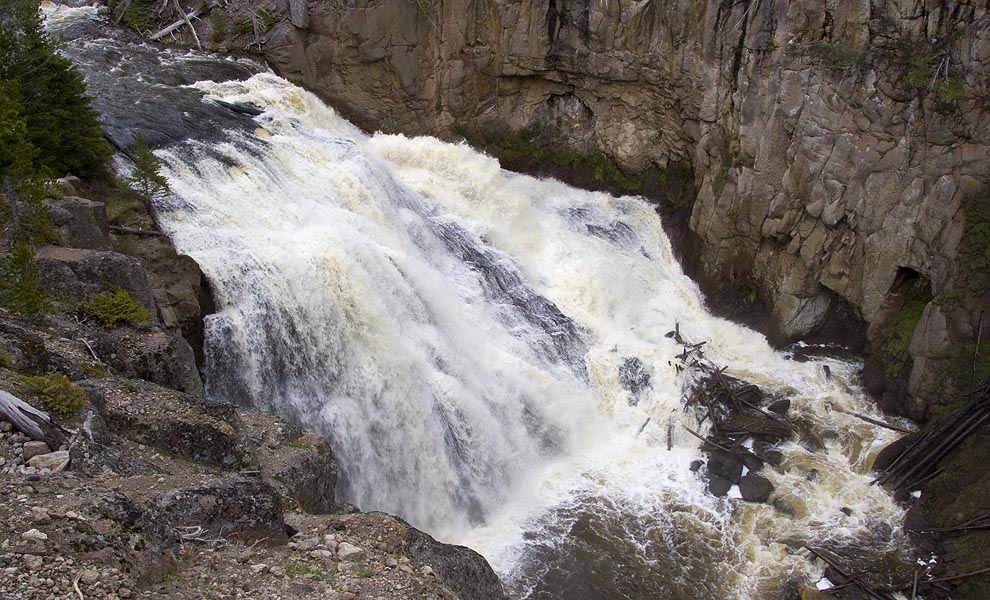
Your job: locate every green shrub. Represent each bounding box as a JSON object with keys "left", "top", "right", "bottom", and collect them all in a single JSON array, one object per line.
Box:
[
  {"left": 0, "top": 237, "right": 52, "bottom": 317},
  {"left": 234, "top": 8, "right": 274, "bottom": 36},
  {"left": 904, "top": 54, "right": 937, "bottom": 88},
  {"left": 0, "top": 353, "right": 13, "bottom": 369},
  {"left": 115, "top": 0, "right": 158, "bottom": 36},
  {"left": 20, "top": 372, "right": 85, "bottom": 417},
  {"left": 82, "top": 288, "right": 152, "bottom": 327},
  {"left": 809, "top": 41, "right": 866, "bottom": 69},
  {"left": 936, "top": 78, "right": 965, "bottom": 100},
  {"left": 210, "top": 8, "right": 226, "bottom": 42}
]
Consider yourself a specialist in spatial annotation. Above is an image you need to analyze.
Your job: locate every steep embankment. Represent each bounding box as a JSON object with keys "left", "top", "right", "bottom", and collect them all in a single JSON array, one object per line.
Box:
[{"left": 186, "top": 0, "right": 990, "bottom": 423}]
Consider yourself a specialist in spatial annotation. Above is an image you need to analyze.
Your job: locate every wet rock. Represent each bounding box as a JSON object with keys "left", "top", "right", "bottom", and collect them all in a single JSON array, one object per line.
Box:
[
  {"left": 761, "top": 449, "right": 784, "bottom": 467},
  {"left": 767, "top": 399, "right": 791, "bottom": 415},
  {"left": 22, "top": 441, "right": 52, "bottom": 463},
  {"left": 45, "top": 196, "right": 110, "bottom": 250},
  {"left": 872, "top": 432, "right": 917, "bottom": 473},
  {"left": 403, "top": 518, "right": 506, "bottom": 600},
  {"left": 707, "top": 475, "right": 732, "bottom": 497},
  {"left": 738, "top": 474, "right": 774, "bottom": 503},
  {"left": 742, "top": 453, "right": 764, "bottom": 472},
  {"left": 618, "top": 357, "right": 651, "bottom": 406},
  {"left": 706, "top": 451, "right": 743, "bottom": 483},
  {"left": 689, "top": 459, "right": 703, "bottom": 472}
]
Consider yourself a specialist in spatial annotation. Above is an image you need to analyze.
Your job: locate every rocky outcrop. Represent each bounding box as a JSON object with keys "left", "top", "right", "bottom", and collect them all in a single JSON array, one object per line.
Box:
[{"left": 198, "top": 0, "right": 990, "bottom": 421}]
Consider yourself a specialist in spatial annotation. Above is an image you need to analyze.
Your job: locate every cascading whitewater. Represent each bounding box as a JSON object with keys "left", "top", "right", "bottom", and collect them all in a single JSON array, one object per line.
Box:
[{"left": 148, "top": 75, "right": 913, "bottom": 599}]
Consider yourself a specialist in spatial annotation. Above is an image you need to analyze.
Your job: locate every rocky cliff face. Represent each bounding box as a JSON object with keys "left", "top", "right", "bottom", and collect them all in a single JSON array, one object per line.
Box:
[{"left": 199, "top": 0, "right": 990, "bottom": 420}]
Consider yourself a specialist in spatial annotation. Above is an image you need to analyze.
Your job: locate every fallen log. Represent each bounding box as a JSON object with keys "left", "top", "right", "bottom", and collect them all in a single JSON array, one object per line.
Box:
[{"left": 0, "top": 390, "right": 67, "bottom": 448}]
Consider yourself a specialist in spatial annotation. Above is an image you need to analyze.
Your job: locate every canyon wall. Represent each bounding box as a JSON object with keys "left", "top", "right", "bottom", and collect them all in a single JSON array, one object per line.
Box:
[{"left": 201, "top": 0, "right": 990, "bottom": 418}]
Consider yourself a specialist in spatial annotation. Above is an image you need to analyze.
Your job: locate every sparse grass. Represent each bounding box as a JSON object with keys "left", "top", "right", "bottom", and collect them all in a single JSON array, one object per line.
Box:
[
  {"left": 79, "top": 362, "right": 111, "bottom": 378},
  {"left": 284, "top": 561, "right": 329, "bottom": 580},
  {"left": 957, "top": 196, "right": 990, "bottom": 297},
  {"left": 19, "top": 372, "right": 85, "bottom": 417},
  {"left": 82, "top": 288, "right": 152, "bottom": 328},
  {"left": 0, "top": 353, "right": 14, "bottom": 370}
]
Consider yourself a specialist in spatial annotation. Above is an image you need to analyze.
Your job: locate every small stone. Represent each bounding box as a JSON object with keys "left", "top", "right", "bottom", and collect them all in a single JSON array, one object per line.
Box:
[
  {"left": 22, "top": 441, "right": 52, "bottom": 462},
  {"left": 23, "top": 554, "right": 44, "bottom": 569},
  {"left": 336, "top": 542, "right": 364, "bottom": 562},
  {"left": 79, "top": 569, "right": 99, "bottom": 585},
  {"left": 297, "top": 537, "right": 320, "bottom": 550},
  {"left": 385, "top": 558, "right": 397, "bottom": 568},
  {"left": 270, "top": 566, "right": 285, "bottom": 578},
  {"left": 420, "top": 566, "right": 435, "bottom": 577},
  {"left": 31, "top": 506, "right": 50, "bottom": 523},
  {"left": 119, "top": 587, "right": 133, "bottom": 598},
  {"left": 250, "top": 563, "right": 270, "bottom": 574},
  {"left": 22, "top": 528, "right": 48, "bottom": 542},
  {"left": 309, "top": 549, "right": 332, "bottom": 559},
  {"left": 0, "top": 421, "right": 12, "bottom": 432}
]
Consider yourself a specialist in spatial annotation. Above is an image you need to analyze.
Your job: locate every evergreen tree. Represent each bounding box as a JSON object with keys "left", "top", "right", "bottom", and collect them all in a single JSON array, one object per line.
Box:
[
  {"left": 0, "top": 235, "right": 51, "bottom": 317},
  {"left": 128, "top": 134, "right": 169, "bottom": 199},
  {"left": 0, "top": 0, "right": 110, "bottom": 180}
]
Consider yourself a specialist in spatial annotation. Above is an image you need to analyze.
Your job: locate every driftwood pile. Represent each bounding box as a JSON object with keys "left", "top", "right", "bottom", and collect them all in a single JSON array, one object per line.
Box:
[
  {"left": 670, "top": 324, "right": 792, "bottom": 502},
  {"left": 874, "top": 384, "right": 990, "bottom": 491}
]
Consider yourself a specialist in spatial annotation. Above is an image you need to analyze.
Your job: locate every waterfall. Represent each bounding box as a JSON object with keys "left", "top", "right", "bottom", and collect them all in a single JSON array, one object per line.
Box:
[
  {"left": 150, "top": 74, "right": 911, "bottom": 599},
  {"left": 41, "top": 4, "right": 912, "bottom": 599}
]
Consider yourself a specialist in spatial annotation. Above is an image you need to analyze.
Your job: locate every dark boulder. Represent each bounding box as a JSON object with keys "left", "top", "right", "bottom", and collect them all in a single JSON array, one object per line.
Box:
[
  {"left": 35, "top": 247, "right": 157, "bottom": 320},
  {"left": 403, "top": 519, "right": 506, "bottom": 600},
  {"left": 147, "top": 478, "right": 287, "bottom": 544},
  {"left": 707, "top": 475, "right": 732, "bottom": 497},
  {"left": 706, "top": 451, "right": 743, "bottom": 483},
  {"left": 742, "top": 453, "right": 764, "bottom": 472},
  {"left": 739, "top": 474, "right": 774, "bottom": 503},
  {"left": 767, "top": 398, "right": 791, "bottom": 415},
  {"left": 872, "top": 432, "right": 917, "bottom": 473}
]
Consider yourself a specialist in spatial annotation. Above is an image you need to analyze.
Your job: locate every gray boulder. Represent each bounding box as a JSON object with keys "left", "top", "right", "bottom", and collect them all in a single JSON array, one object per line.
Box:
[{"left": 45, "top": 196, "right": 111, "bottom": 250}]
